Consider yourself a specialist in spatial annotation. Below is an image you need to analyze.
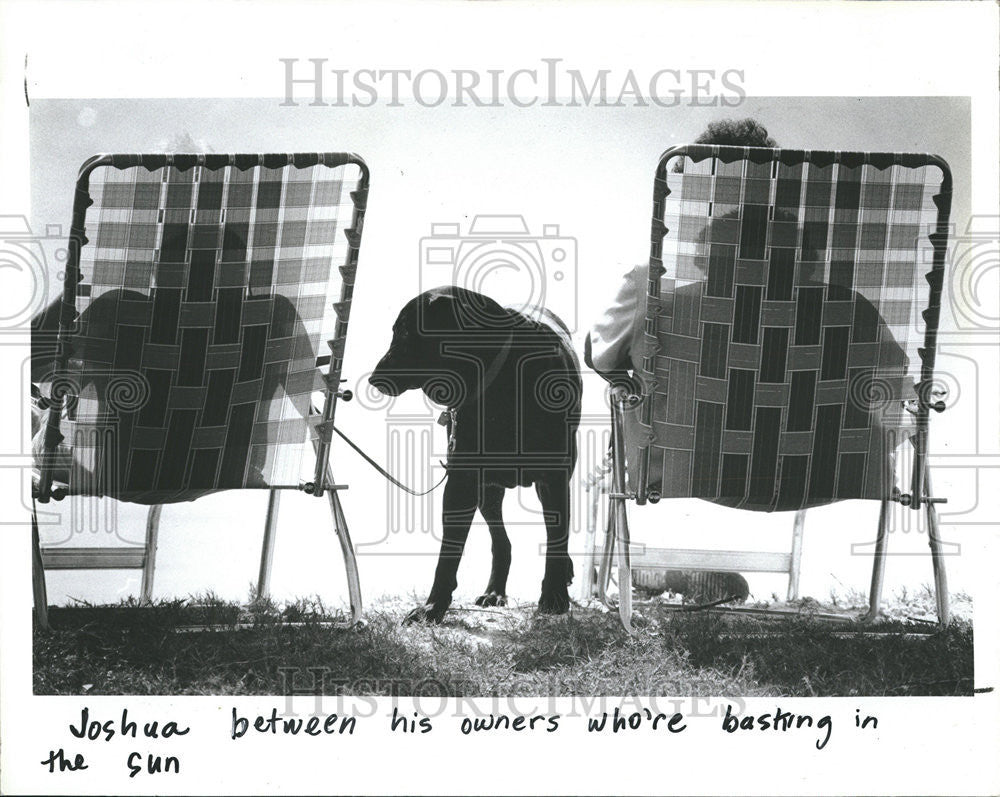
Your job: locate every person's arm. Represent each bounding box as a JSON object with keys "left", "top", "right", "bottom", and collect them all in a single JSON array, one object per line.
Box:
[
  {"left": 30, "top": 296, "right": 63, "bottom": 383},
  {"left": 584, "top": 266, "right": 644, "bottom": 393}
]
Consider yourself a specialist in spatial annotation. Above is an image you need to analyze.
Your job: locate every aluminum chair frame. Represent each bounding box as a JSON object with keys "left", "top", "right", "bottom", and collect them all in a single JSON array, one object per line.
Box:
[
  {"left": 595, "top": 145, "right": 953, "bottom": 632},
  {"left": 32, "top": 152, "right": 369, "bottom": 629}
]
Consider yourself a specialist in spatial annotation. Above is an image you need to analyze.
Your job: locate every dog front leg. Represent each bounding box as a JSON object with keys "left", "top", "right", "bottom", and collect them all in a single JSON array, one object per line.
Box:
[
  {"left": 475, "top": 484, "right": 510, "bottom": 607},
  {"left": 403, "top": 469, "right": 478, "bottom": 624},
  {"left": 535, "top": 474, "right": 574, "bottom": 614}
]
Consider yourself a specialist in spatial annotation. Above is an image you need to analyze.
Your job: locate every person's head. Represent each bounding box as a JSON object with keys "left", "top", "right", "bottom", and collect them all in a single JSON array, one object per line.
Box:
[
  {"left": 673, "top": 118, "right": 777, "bottom": 173},
  {"left": 681, "top": 120, "right": 780, "bottom": 274},
  {"left": 694, "top": 118, "right": 777, "bottom": 148},
  {"left": 694, "top": 203, "right": 824, "bottom": 286}
]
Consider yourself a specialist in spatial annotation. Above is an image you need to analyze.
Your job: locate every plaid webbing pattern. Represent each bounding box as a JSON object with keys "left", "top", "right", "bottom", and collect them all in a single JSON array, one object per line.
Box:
[
  {"left": 41, "top": 153, "right": 368, "bottom": 502},
  {"left": 627, "top": 146, "right": 951, "bottom": 511}
]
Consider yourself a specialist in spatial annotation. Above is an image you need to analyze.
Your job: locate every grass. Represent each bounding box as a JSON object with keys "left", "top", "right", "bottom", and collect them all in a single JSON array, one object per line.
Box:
[{"left": 33, "top": 588, "right": 974, "bottom": 697}]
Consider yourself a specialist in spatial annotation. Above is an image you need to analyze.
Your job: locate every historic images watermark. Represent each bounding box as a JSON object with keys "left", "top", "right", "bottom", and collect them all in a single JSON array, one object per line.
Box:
[
  {"left": 275, "top": 666, "right": 752, "bottom": 721},
  {"left": 280, "top": 58, "right": 746, "bottom": 108},
  {"left": 0, "top": 216, "right": 59, "bottom": 332}
]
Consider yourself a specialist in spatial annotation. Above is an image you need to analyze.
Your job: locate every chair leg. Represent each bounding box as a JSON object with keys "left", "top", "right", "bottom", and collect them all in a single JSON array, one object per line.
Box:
[
  {"left": 32, "top": 508, "right": 50, "bottom": 631},
  {"left": 256, "top": 489, "right": 281, "bottom": 600},
  {"left": 327, "top": 487, "right": 362, "bottom": 626},
  {"left": 860, "top": 498, "right": 891, "bottom": 624},
  {"left": 581, "top": 485, "right": 598, "bottom": 601},
  {"left": 596, "top": 490, "right": 613, "bottom": 607},
  {"left": 140, "top": 504, "right": 162, "bottom": 606},
  {"left": 614, "top": 494, "right": 633, "bottom": 633},
  {"left": 313, "top": 432, "right": 362, "bottom": 623},
  {"left": 924, "top": 468, "right": 950, "bottom": 628},
  {"left": 787, "top": 510, "right": 805, "bottom": 602},
  {"left": 610, "top": 395, "right": 633, "bottom": 633}
]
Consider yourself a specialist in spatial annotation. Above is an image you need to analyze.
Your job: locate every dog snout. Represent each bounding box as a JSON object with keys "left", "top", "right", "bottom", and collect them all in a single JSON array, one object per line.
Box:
[
  {"left": 369, "top": 363, "right": 401, "bottom": 396},
  {"left": 369, "top": 373, "right": 400, "bottom": 396},
  {"left": 370, "top": 348, "right": 406, "bottom": 395}
]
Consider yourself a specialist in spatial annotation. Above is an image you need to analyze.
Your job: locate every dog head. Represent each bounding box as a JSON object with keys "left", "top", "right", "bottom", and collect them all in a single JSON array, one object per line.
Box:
[{"left": 369, "top": 286, "right": 517, "bottom": 403}]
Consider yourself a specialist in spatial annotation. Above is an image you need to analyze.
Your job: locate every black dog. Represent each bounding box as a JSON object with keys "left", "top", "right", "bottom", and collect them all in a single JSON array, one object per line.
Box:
[{"left": 370, "top": 287, "right": 582, "bottom": 623}]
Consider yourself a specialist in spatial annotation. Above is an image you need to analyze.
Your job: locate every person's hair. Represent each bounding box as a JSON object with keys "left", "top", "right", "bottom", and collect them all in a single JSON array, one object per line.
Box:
[
  {"left": 671, "top": 118, "right": 777, "bottom": 174},
  {"left": 694, "top": 118, "right": 777, "bottom": 148}
]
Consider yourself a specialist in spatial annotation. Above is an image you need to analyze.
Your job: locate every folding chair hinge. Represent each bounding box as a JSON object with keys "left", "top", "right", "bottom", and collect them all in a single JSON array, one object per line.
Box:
[
  {"left": 313, "top": 420, "right": 335, "bottom": 444},
  {"left": 907, "top": 399, "right": 948, "bottom": 415},
  {"left": 322, "top": 374, "right": 353, "bottom": 402},
  {"left": 31, "top": 478, "right": 68, "bottom": 503},
  {"left": 894, "top": 492, "right": 948, "bottom": 507},
  {"left": 913, "top": 382, "right": 950, "bottom": 414}
]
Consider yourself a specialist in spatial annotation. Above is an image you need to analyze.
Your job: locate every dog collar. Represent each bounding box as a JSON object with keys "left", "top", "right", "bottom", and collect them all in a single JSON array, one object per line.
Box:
[{"left": 436, "top": 407, "right": 459, "bottom": 452}]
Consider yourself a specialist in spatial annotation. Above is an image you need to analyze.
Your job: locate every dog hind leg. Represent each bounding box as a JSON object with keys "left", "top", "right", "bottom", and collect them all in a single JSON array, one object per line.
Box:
[{"left": 535, "top": 474, "right": 574, "bottom": 614}]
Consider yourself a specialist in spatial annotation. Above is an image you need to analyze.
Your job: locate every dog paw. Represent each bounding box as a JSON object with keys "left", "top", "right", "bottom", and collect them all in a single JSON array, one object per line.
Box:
[
  {"left": 401, "top": 603, "right": 448, "bottom": 625},
  {"left": 536, "top": 590, "right": 570, "bottom": 615},
  {"left": 474, "top": 592, "right": 508, "bottom": 608}
]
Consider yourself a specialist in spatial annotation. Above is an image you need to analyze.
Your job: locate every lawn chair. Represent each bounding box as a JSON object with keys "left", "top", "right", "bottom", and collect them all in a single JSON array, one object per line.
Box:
[
  {"left": 31, "top": 152, "right": 369, "bottom": 629},
  {"left": 595, "top": 145, "right": 953, "bottom": 631}
]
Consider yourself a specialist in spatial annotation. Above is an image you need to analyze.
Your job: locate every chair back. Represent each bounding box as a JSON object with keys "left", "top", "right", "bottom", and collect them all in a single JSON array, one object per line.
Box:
[
  {"left": 35, "top": 153, "right": 369, "bottom": 504},
  {"left": 625, "top": 146, "right": 951, "bottom": 511}
]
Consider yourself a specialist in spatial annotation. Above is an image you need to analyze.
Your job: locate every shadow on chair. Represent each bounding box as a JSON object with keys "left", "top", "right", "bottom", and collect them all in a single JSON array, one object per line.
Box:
[
  {"left": 590, "top": 145, "right": 954, "bottom": 632},
  {"left": 30, "top": 152, "right": 369, "bottom": 629}
]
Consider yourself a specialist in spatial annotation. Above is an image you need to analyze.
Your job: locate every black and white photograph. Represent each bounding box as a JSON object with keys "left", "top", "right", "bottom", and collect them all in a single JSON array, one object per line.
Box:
[{"left": 1, "top": 2, "right": 998, "bottom": 795}]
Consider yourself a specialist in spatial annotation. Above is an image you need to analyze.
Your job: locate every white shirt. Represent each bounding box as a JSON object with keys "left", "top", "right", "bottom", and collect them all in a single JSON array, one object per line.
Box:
[{"left": 585, "top": 264, "right": 646, "bottom": 375}]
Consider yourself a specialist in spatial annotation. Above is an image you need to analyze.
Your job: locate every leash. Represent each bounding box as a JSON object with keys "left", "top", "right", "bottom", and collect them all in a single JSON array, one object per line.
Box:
[
  {"left": 331, "top": 423, "right": 448, "bottom": 496},
  {"left": 335, "top": 331, "right": 512, "bottom": 497}
]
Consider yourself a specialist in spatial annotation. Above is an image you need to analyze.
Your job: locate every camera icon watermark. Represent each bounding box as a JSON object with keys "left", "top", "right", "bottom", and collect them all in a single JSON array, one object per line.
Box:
[
  {"left": 943, "top": 215, "right": 999, "bottom": 334},
  {"left": 0, "top": 215, "right": 61, "bottom": 332},
  {"left": 419, "top": 214, "right": 578, "bottom": 333},
  {"left": 30, "top": 367, "right": 153, "bottom": 542}
]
